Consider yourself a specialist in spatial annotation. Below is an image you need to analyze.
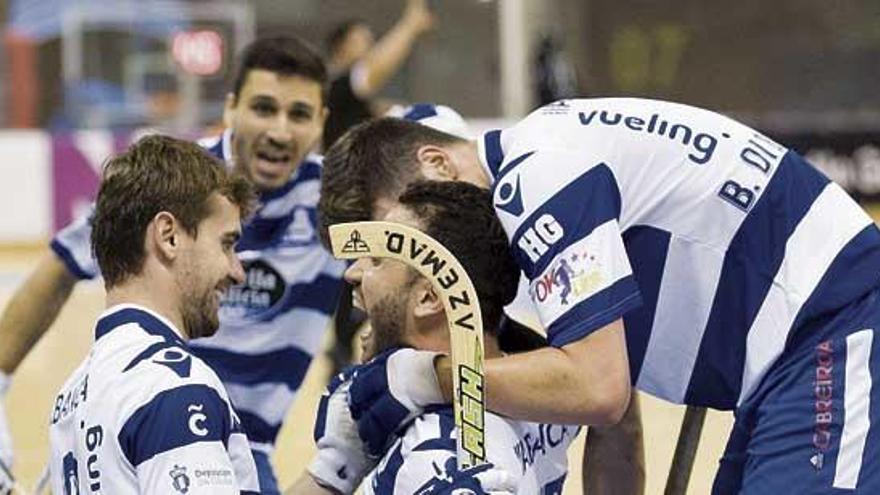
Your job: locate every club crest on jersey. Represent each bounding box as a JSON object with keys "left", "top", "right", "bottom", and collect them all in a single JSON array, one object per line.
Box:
[
  {"left": 220, "top": 259, "right": 286, "bottom": 321},
  {"left": 169, "top": 465, "right": 191, "bottom": 493}
]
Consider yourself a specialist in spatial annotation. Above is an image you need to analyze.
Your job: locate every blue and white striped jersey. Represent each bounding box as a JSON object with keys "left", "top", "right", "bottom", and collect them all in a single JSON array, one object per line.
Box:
[
  {"left": 362, "top": 408, "right": 576, "bottom": 494},
  {"left": 48, "top": 305, "right": 259, "bottom": 494},
  {"left": 50, "top": 129, "right": 346, "bottom": 452},
  {"left": 480, "top": 98, "right": 880, "bottom": 409}
]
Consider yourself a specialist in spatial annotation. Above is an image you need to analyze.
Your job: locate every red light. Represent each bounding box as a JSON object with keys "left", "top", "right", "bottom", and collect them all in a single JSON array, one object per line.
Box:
[{"left": 171, "top": 30, "right": 224, "bottom": 76}]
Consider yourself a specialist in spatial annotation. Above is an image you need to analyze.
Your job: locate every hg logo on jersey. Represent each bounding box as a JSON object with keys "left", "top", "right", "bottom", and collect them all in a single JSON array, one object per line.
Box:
[
  {"left": 530, "top": 250, "right": 603, "bottom": 307},
  {"left": 169, "top": 465, "right": 191, "bottom": 493}
]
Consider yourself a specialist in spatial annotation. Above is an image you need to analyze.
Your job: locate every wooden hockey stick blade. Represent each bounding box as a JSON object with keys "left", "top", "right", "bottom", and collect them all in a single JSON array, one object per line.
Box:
[
  {"left": 329, "top": 221, "right": 487, "bottom": 469},
  {"left": 664, "top": 405, "right": 707, "bottom": 495}
]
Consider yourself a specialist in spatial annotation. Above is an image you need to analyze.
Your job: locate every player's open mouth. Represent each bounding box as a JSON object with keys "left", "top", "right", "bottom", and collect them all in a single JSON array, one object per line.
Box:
[
  {"left": 254, "top": 150, "right": 291, "bottom": 165},
  {"left": 352, "top": 290, "right": 365, "bottom": 310}
]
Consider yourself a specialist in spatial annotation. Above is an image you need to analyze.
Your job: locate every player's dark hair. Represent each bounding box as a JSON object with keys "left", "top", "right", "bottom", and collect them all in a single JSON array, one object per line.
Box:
[
  {"left": 326, "top": 18, "right": 369, "bottom": 54},
  {"left": 91, "top": 135, "right": 254, "bottom": 289},
  {"left": 231, "top": 35, "right": 328, "bottom": 103},
  {"left": 319, "top": 117, "right": 467, "bottom": 245},
  {"left": 398, "top": 181, "right": 519, "bottom": 332}
]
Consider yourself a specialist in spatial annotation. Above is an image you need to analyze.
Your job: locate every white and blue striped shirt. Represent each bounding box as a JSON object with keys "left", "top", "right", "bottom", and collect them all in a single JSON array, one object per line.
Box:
[
  {"left": 50, "top": 129, "right": 346, "bottom": 451},
  {"left": 48, "top": 305, "right": 260, "bottom": 494},
  {"left": 480, "top": 98, "right": 880, "bottom": 409},
  {"left": 363, "top": 408, "right": 576, "bottom": 494}
]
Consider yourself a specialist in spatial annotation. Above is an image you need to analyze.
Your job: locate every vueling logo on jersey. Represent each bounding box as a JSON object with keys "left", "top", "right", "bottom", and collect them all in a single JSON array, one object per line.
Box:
[
  {"left": 579, "top": 109, "right": 724, "bottom": 165},
  {"left": 517, "top": 214, "right": 564, "bottom": 263}
]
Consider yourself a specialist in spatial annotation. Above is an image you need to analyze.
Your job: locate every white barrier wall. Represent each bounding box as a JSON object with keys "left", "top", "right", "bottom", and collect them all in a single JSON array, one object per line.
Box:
[{"left": 0, "top": 131, "right": 52, "bottom": 243}]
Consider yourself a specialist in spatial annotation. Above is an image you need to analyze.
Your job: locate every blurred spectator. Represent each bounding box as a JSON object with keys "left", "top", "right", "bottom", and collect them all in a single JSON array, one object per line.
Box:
[
  {"left": 322, "top": 0, "right": 435, "bottom": 149},
  {"left": 533, "top": 33, "right": 579, "bottom": 106}
]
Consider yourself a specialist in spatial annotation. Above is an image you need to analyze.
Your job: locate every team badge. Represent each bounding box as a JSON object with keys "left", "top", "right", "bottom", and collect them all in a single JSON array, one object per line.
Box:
[{"left": 169, "top": 465, "right": 191, "bottom": 493}]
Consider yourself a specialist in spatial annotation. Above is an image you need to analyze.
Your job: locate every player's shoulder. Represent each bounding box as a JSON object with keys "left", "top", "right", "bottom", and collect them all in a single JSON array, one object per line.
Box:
[
  {"left": 197, "top": 128, "right": 232, "bottom": 162},
  {"left": 92, "top": 305, "right": 231, "bottom": 401}
]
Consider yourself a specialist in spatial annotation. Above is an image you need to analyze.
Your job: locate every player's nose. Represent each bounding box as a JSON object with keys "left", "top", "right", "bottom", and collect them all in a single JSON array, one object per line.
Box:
[
  {"left": 228, "top": 255, "right": 246, "bottom": 285},
  {"left": 344, "top": 258, "right": 366, "bottom": 285}
]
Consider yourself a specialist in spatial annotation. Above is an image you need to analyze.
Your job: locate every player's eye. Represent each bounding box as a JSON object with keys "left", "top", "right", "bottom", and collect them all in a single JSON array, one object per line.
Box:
[
  {"left": 289, "top": 108, "right": 313, "bottom": 121},
  {"left": 369, "top": 257, "right": 382, "bottom": 267},
  {"left": 251, "top": 102, "right": 277, "bottom": 116}
]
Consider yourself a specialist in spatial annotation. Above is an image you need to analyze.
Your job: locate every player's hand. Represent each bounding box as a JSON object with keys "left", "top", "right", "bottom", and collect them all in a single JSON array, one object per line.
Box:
[
  {"left": 348, "top": 348, "right": 444, "bottom": 457},
  {"left": 308, "top": 366, "right": 375, "bottom": 494},
  {"left": 403, "top": 0, "right": 435, "bottom": 34},
  {"left": 433, "top": 463, "right": 517, "bottom": 495}
]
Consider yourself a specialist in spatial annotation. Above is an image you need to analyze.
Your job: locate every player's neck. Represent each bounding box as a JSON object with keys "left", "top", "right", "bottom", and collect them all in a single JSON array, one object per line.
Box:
[
  {"left": 105, "top": 278, "right": 188, "bottom": 341},
  {"left": 451, "top": 141, "right": 491, "bottom": 188}
]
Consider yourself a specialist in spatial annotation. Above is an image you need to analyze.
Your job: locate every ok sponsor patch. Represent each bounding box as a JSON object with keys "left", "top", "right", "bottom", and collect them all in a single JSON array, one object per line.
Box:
[{"left": 528, "top": 221, "right": 631, "bottom": 326}]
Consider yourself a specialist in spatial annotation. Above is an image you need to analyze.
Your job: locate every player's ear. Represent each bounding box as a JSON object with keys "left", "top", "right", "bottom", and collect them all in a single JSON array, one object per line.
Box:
[
  {"left": 412, "top": 278, "right": 444, "bottom": 320},
  {"left": 149, "top": 211, "right": 181, "bottom": 262},
  {"left": 416, "top": 145, "right": 458, "bottom": 181}
]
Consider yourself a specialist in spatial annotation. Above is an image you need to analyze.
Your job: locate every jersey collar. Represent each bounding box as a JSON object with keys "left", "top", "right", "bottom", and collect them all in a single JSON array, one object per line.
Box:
[
  {"left": 478, "top": 129, "right": 505, "bottom": 182},
  {"left": 95, "top": 304, "right": 187, "bottom": 347}
]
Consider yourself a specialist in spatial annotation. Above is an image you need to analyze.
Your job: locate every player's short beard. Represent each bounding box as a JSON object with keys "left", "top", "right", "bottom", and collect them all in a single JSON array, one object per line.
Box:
[
  {"left": 369, "top": 292, "right": 409, "bottom": 356},
  {"left": 177, "top": 255, "right": 222, "bottom": 340}
]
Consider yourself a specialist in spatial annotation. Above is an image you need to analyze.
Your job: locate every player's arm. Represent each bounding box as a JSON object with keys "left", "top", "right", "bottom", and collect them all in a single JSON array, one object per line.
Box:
[
  {"left": 438, "top": 318, "right": 631, "bottom": 425},
  {"left": 353, "top": 0, "right": 434, "bottom": 98},
  {"left": 0, "top": 205, "right": 97, "bottom": 375},
  {"left": 583, "top": 392, "right": 646, "bottom": 495},
  {"left": 0, "top": 252, "right": 77, "bottom": 374},
  {"left": 285, "top": 474, "right": 340, "bottom": 495}
]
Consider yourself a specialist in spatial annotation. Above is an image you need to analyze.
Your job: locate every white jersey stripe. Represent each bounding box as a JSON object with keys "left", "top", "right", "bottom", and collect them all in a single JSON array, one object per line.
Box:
[
  {"left": 834, "top": 329, "right": 874, "bottom": 490},
  {"left": 739, "top": 184, "right": 872, "bottom": 403},
  {"left": 636, "top": 236, "right": 724, "bottom": 402}
]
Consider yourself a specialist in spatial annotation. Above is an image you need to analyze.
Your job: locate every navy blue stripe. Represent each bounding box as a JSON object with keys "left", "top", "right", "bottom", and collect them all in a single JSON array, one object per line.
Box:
[
  {"left": 119, "top": 384, "right": 230, "bottom": 466},
  {"left": 403, "top": 103, "right": 439, "bottom": 121},
  {"left": 191, "top": 345, "right": 313, "bottom": 391},
  {"left": 548, "top": 275, "right": 642, "bottom": 348},
  {"left": 483, "top": 130, "right": 504, "bottom": 178},
  {"left": 787, "top": 225, "right": 880, "bottom": 352},
  {"left": 123, "top": 341, "right": 175, "bottom": 372},
  {"left": 258, "top": 160, "right": 322, "bottom": 202},
  {"left": 493, "top": 150, "right": 534, "bottom": 184},
  {"left": 274, "top": 273, "right": 344, "bottom": 318},
  {"left": 204, "top": 136, "right": 224, "bottom": 160},
  {"left": 372, "top": 443, "right": 406, "bottom": 493},
  {"left": 621, "top": 226, "right": 672, "bottom": 381},
  {"left": 685, "top": 152, "right": 830, "bottom": 409},
  {"left": 50, "top": 239, "right": 94, "bottom": 280},
  {"left": 237, "top": 209, "right": 298, "bottom": 251},
  {"left": 511, "top": 163, "right": 622, "bottom": 278},
  {"left": 95, "top": 308, "right": 185, "bottom": 346},
  {"left": 236, "top": 410, "right": 282, "bottom": 445}
]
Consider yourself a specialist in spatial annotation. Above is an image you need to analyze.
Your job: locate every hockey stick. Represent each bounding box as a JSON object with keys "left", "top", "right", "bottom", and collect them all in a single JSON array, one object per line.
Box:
[
  {"left": 329, "top": 221, "right": 486, "bottom": 469},
  {"left": 664, "top": 405, "right": 707, "bottom": 495},
  {"left": 0, "top": 457, "right": 26, "bottom": 495}
]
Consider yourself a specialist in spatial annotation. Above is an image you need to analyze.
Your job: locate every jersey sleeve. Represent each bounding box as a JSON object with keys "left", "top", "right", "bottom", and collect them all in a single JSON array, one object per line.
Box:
[
  {"left": 496, "top": 148, "right": 642, "bottom": 347},
  {"left": 117, "top": 383, "right": 259, "bottom": 494},
  {"left": 50, "top": 204, "right": 99, "bottom": 280}
]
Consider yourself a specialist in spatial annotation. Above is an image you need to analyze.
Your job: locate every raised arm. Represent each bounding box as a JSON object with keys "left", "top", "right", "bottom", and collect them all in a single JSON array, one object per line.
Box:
[
  {"left": 353, "top": 0, "right": 434, "bottom": 98},
  {"left": 0, "top": 252, "right": 78, "bottom": 373}
]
